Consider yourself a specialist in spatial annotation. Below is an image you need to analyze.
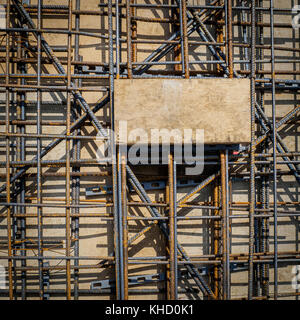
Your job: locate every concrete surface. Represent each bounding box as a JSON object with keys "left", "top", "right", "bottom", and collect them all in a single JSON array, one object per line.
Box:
[{"left": 115, "top": 79, "right": 251, "bottom": 144}]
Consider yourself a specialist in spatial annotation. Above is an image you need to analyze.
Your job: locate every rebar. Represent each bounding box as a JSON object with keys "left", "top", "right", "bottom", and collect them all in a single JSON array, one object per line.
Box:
[{"left": 0, "top": 0, "right": 298, "bottom": 301}]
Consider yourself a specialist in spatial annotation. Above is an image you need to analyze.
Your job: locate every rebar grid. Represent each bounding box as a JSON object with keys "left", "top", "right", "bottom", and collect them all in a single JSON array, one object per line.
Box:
[{"left": 0, "top": 0, "right": 299, "bottom": 300}]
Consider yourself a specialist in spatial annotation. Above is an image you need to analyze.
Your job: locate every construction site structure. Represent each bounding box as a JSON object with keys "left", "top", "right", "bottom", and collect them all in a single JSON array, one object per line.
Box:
[{"left": 0, "top": 0, "right": 299, "bottom": 300}]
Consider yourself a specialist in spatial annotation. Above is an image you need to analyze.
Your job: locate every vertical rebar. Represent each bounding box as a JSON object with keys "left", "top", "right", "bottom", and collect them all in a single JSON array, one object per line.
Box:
[
  {"left": 168, "top": 153, "right": 176, "bottom": 299},
  {"left": 126, "top": 0, "right": 132, "bottom": 78},
  {"left": 5, "top": 0, "right": 13, "bottom": 301},
  {"left": 36, "top": 0, "right": 43, "bottom": 300},
  {"left": 213, "top": 180, "right": 220, "bottom": 298},
  {"left": 263, "top": 164, "right": 270, "bottom": 297},
  {"left": 131, "top": 0, "right": 137, "bottom": 62},
  {"left": 115, "top": 0, "right": 120, "bottom": 78},
  {"left": 165, "top": 177, "right": 170, "bottom": 300},
  {"left": 241, "top": 0, "right": 249, "bottom": 71},
  {"left": 108, "top": 0, "right": 121, "bottom": 300},
  {"left": 225, "top": 149, "right": 230, "bottom": 299},
  {"left": 173, "top": 0, "right": 181, "bottom": 72},
  {"left": 216, "top": 0, "right": 224, "bottom": 74},
  {"left": 257, "top": 0, "right": 264, "bottom": 298},
  {"left": 117, "top": 146, "right": 124, "bottom": 299},
  {"left": 73, "top": 0, "right": 80, "bottom": 300},
  {"left": 16, "top": 5, "right": 26, "bottom": 299},
  {"left": 248, "top": 0, "right": 256, "bottom": 300},
  {"left": 173, "top": 157, "right": 178, "bottom": 300},
  {"left": 65, "top": 0, "right": 72, "bottom": 300},
  {"left": 270, "top": 0, "right": 278, "bottom": 300},
  {"left": 226, "top": 0, "right": 233, "bottom": 78},
  {"left": 179, "top": 0, "right": 189, "bottom": 78},
  {"left": 221, "top": 150, "right": 230, "bottom": 299},
  {"left": 121, "top": 154, "right": 128, "bottom": 300}
]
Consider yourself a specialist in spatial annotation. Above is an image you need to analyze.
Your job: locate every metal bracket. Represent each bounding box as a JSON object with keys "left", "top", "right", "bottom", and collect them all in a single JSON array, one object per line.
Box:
[
  {"left": 42, "top": 261, "right": 50, "bottom": 300},
  {"left": 81, "top": 65, "right": 105, "bottom": 74},
  {"left": 90, "top": 264, "right": 247, "bottom": 290},
  {"left": 90, "top": 268, "right": 208, "bottom": 290},
  {"left": 91, "top": 273, "right": 166, "bottom": 290},
  {"left": 86, "top": 178, "right": 201, "bottom": 197}
]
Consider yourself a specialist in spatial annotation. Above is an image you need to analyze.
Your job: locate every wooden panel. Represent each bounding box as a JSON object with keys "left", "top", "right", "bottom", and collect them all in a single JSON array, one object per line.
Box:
[{"left": 115, "top": 79, "right": 251, "bottom": 144}]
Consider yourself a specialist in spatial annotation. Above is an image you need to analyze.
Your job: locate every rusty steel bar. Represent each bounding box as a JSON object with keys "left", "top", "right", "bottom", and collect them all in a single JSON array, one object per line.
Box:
[
  {"left": 226, "top": 0, "right": 233, "bottom": 78},
  {"left": 117, "top": 146, "right": 124, "bottom": 299},
  {"left": 121, "top": 154, "right": 128, "bottom": 300},
  {"left": 168, "top": 154, "right": 176, "bottom": 300},
  {"left": 16, "top": 7, "right": 26, "bottom": 299},
  {"left": 65, "top": 0, "right": 73, "bottom": 300},
  {"left": 173, "top": 157, "right": 178, "bottom": 300},
  {"left": 172, "top": 0, "right": 181, "bottom": 73},
  {"left": 126, "top": 0, "right": 133, "bottom": 78},
  {"left": 270, "top": 0, "right": 278, "bottom": 300},
  {"left": 36, "top": 0, "right": 44, "bottom": 300},
  {"left": 115, "top": 0, "right": 121, "bottom": 78},
  {"left": 72, "top": 0, "right": 81, "bottom": 301},
  {"left": 5, "top": 0, "right": 13, "bottom": 300},
  {"left": 131, "top": 0, "right": 137, "bottom": 62},
  {"left": 213, "top": 180, "right": 220, "bottom": 298},
  {"left": 165, "top": 171, "right": 170, "bottom": 300},
  {"left": 216, "top": 0, "right": 223, "bottom": 75},
  {"left": 108, "top": 0, "right": 122, "bottom": 300},
  {"left": 220, "top": 151, "right": 230, "bottom": 299},
  {"left": 179, "top": 0, "right": 189, "bottom": 78},
  {"left": 248, "top": 0, "right": 256, "bottom": 300}
]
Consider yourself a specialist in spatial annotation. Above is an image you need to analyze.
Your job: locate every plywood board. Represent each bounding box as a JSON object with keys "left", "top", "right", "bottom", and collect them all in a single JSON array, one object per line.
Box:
[{"left": 115, "top": 79, "right": 251, "bottom": 145}]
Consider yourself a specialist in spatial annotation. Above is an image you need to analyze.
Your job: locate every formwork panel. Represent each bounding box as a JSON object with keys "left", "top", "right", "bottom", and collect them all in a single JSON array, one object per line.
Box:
[{"left": 115, "top": 79, "right": 251, "bottom": 144}]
